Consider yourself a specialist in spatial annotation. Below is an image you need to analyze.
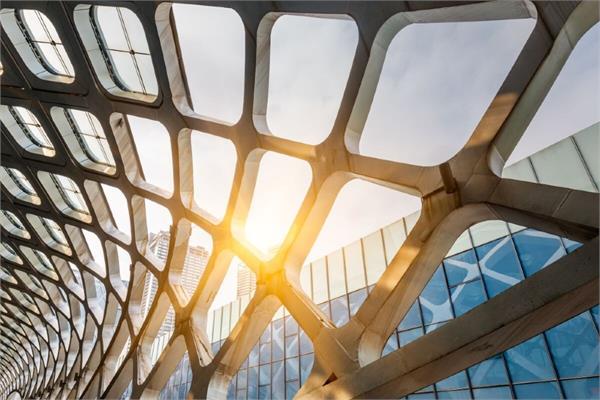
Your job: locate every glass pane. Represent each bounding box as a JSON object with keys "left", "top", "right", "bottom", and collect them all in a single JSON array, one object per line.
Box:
[
  {"left": 545, "top": 312, "right": 599, "bottom": 378},
  {"left": 359, "top": 19, "right": 534, "bottom": 165},
  {"left": 419, "top": 267, "right": 453, "bottom": 325},
  {"left": 21, "top": 10, "right": 49, "bottom": 41},
  {"left": 512, "top": 230, "right": 565, "bottom": 277},
  {"left": 190, "top": 130, "right": 237, "bottom": 222},
  {"left": 450, "top": 279, "right": 486, "bottom": 317},
  {"left": 127, "top": 115, "right": 173, "bottom": 194},
  {"left": 310, "top": 259, "right": 328, "bottom": 304},
  {"left": 363, "top": 231, "right": 386, "bottom": 285},
  {"left": 111, "top": 51, "right": 142, "bottom": 93},
  {"left": 398, "top": 301, "right": 422, "bottom": 331},
  {"left": 344, "top": 241, "right": 365, "bottom": 292},
  {"left": 382, "top": 333, "right": 398, "bottom": 356},
  {"left": 470, "top": 220, "right": 510, "bottom": 247},
  {"left": 348, "top": 288, "right": 367, "bottom": 317},
  {"left": 443, "top": 249, "right": 479, "bottom": 287},
  {"left": 530, "top": 138, "right": 595, "bottom": 191},
  {"left": 243, "top": 152, "right": 312, "bottom": 257},
  {"left": 468, "top": 355, "right": 510, "bottom": 387},
  {"left": 399, "top": 327, "right": 423, "bottom": 347},
  {"left": 95, "top": 7, "right": 129, "bottom": 51},
  {"left": 561, "top": 377, "right": 600, "bottom": 399},
  {"left": 475, "top": 237, "right": 523, "bottom": 297},
  {"left": 573, "top": 123, "right": 600, "bottom": 188},
  {"left": 435, "top": 371, "right": 469, "bottom": 391},
  {"left": 504, "top": 335, "right": 555, "bottom": 383},
  {"left": 267, "top": 15, "right": 358, "bottom": 144},
  {"left": 327, "top": 249, "right": 346, "bottom": 298},
  {"left": 172, "top": 4, "right": 244, "bottom": 124},
  {"left": 437, "top": 390, "right": 471, "bottom": 399},
  {"left": 119, "top": 7, "right": 149, "bottom": 53},
  {"left": 382, "top": 219, "right": 407, "bottom": 264},
  {"left": 513, "top": 382, "right": 561, "bottom": 399},
  {"left": 472, "top": 386, "right": 512, "bottom": 399},
  {"left": 134, "top": 54, "right": 157, "bottom": 95},
  {"left": 330, "top": 296, "right": 349, "bottom": 327}
]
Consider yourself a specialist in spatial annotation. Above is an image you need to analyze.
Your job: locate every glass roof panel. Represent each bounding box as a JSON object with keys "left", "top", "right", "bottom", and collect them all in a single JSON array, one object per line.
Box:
[
  {"left": 358, "top": 18, "right": 535, "bottom": 166},
  {"left": 127, "top": 115, "right": 174, "bottom": 194},
  {"left": 93, "top": 6, "right": 157, "bottom": 95},
  {"left": 50, "top": 174, "right": 89, "bottom": 214},
  {"left": 1, "top": 210, "right": 26, "bottom": 232},
  {"left": 66, "top": 109, "right": 115, "bottom": 166},
  {"left": 41, "top": 218, "right": 68, "bottom": 246},
  {"left": 2, "top": 167, "right": 36, "bottom": 196},
  {"left": 507, "top": 23, "right": 600, "bottom": 165},
  {"left": 172, "top": 4, "right": 245, "bottom": 124},
  {"left": 19, "top": 9, "right": 74, "bottom": 77},
  {"left": 244, "top": 152, "right": 312, "bottom": 257},
  {"left": 94, "top": 7, "right": 129, "bottom": 51},
  {"left": 190, "top": 130, "right": 237, "bottom": 223},
  {"left": 266, "top": 15, "right": 358, "bottom": 144},
  {"left": 101, "top": 184, "right": 131, "bottom": 237},
  {"left": 7, "top": 106, "right": 54, "bottom": 150},
  {"left": 0, "top": 211, "right": 30, "bottom": 240}
]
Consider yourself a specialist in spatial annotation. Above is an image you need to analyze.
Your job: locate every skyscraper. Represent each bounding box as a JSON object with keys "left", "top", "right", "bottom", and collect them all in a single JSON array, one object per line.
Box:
[
  {"left": 142, "top": 231, "right": 210, "bottom": 336},
  {"left": 236, "top": 262, "right": 256, "bottom": 298}
]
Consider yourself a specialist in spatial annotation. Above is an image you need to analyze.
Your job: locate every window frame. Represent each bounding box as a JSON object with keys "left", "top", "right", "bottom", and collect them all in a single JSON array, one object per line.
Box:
[
  {"left": 14, "top": 9, "right": 74, "bottom": 78},
  {"left": 63, "top": 108, "right": 114, "bottom": 167},
  {"left": 89, "top": 5, "right": 156, "bottom": 96}
]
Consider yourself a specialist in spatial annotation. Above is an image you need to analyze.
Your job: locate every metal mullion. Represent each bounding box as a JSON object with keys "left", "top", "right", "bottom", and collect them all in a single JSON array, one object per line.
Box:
[
  {"left": 33, "top": 11, "right": 53, "bottom": 44},
  {"left": 540, "top": 331, "right": 568, "bottom": 399},
  {"left": 116, "top": 8, "right": 147, "bottom": 95},
  {"left": 469, "top": 227, "right": 517, "bottom": 399},
  {"left": 33, "top": 11, "right": 70, "bottom": 78},
  {"left": 569, "top": 135, "right": 599, "bottom": 192},
  {"left": 64, "top": 110, "right": 107, "bottom": 166},
  {"left": 505, "top": 223, "right": 568, "bottom": 397},
  {"left": 9, "top": 107, "right": 50, "bottom": 149}
]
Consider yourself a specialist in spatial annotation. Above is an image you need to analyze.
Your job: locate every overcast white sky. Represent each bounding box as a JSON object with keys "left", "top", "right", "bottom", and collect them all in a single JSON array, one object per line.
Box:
[{"left": 96, "top": 6, "right": 598, "bottom": 309}]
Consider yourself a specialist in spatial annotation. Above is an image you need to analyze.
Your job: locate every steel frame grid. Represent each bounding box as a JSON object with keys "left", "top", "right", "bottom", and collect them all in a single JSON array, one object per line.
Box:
[{"left": 0, "top": 1, "right": 598, "bottom": 399}]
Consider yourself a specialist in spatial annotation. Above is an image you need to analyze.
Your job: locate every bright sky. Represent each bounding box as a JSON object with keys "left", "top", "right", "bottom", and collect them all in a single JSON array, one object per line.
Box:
[
  {"left": 507, "top": 23, "right": 600, "bottom": 164},
  {"left": 360, "top": 18, "right": 535, "bottom": 166},
  {"left": 83, "top": 6, "right": 598, "bottom": 313}
]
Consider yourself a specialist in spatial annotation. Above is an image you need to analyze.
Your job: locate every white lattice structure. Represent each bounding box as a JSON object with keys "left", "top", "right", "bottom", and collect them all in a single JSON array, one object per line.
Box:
[{"left": 0, "top": 1, "right": 598, "bottom": 399}]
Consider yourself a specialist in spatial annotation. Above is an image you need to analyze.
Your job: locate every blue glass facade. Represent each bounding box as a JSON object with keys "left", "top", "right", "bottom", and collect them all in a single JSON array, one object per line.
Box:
[{"left": 159, "top": 223, "right": 599, "bottom": 399}]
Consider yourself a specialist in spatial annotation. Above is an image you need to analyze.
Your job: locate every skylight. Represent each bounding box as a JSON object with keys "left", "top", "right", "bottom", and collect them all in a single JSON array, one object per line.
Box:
[
  {"left": 0, "top": 105, "right": 54, "bottom": 156},
  {"left": 20, "top": 246, "right": 58, "bottom": 281},
  {"left": 51, "top": 174, "right": 88, "bottom": 214},
  {"left": 507, "top": 23, "right": 599, "bottom": 165},
  {"left": 242, "top": 152, "right": 312, "bottom": 258},
  {"left": 171, "top": 4, "right": 244, "bottom": 124},
  {"left": 261, "top": 14, "right": 358, "bottom": 144},
  {"left": 127, "top": 115, "right": 174, "bottom": 195},
  {"left": 356, "top": 18, "right": 535, "bottom": 166},
  {"left": 101, "top": 184, "right": 131, "bottom": 238},
  {"left": 41, "top": 217, "right": 68, "bottom": 245},
  {"left": 52, "top": 107, "right": 115, "bottom": 173},
  {"left": 0, "top": 167, "right": 40, "bottom": 205},
  {"left": 0, "top": 8, "right": 74, "bottom": 82},
  {"left": 18, "top": 10, "right": 74, "bottom": 77},
  {"left": 188, "top": 130, "right": 237, "bottom": 223},
  {"left": 82, "top": 229, "right": 105, "bottom": 273},
  {"left": 93, "top": 6, "right": 157, "bottom": 96},
  {"left": 0, "top": 210, "right": 29, "bottom": 240},
  {"left": 37, "top": 172, "right": 90, "bottom": 222}
]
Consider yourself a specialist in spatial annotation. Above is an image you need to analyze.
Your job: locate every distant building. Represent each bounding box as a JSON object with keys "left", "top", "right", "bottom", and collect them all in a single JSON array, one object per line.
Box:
[
  {"left": 142, "top": 231, "right": 210, "bottom": 336},
  {"left": 236, "top": 262, "right": 256, "bottom": 298}
]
